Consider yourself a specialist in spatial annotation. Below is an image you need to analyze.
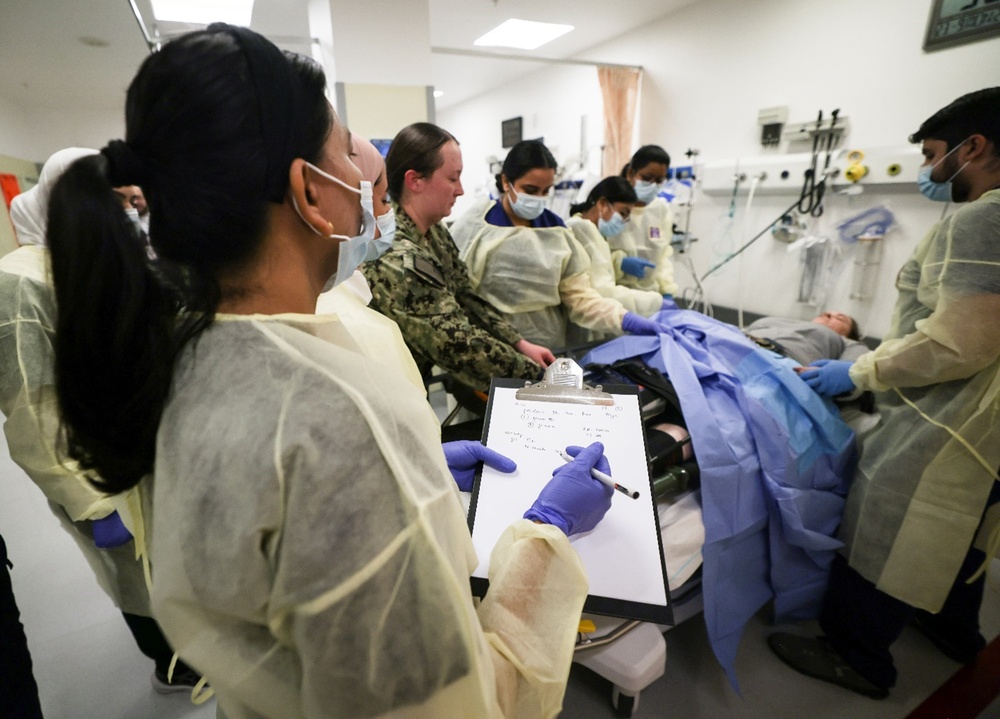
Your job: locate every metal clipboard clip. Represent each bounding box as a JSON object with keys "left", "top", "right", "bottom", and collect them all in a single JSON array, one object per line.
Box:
[{"left": 515, "top": 358, "right": 614, "bottom": 407}]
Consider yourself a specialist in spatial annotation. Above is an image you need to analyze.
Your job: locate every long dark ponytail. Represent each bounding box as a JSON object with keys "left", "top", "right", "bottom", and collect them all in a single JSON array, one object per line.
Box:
[
  {"left": 47, "top": 26, "right": 331, "bottom": 493},
  {"left": 48, "top": 156, "right": 181, "bottom": 491}
]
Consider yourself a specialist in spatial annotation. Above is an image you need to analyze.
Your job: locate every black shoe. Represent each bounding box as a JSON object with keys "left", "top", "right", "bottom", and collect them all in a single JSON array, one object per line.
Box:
[
  {"left": 911, "top": 614, "right": 986, "bottom": 664},
  {"left": 767, "top": 632, "right": 889, "bottom": 700},
  {"left": 152, "top": 667, "right": 203, "bottom": 695}
]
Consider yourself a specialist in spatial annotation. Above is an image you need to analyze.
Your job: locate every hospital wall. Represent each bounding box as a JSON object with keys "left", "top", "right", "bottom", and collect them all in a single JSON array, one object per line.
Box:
[
  {"left": 0, "top": 102, "right": 123, "bottom": 165},
  {"left": 439, "top": 0, "right": 1000, "bottom": 337}
]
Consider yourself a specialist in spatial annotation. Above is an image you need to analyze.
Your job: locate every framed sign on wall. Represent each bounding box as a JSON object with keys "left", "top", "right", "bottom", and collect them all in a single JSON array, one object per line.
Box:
[
  {"left": 501, "top": 117, "right": 523, "bottom": 149},
  {"left": 924, "top": 0, "right": 1000, "bottom": 51}
]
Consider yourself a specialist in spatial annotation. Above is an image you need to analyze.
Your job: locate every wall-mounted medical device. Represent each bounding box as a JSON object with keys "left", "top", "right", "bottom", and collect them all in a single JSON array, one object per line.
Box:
[
  {"left": 699, "top": 146, "right": 924, "bottom": 195},
  {"left": 758, "top": 106, "right": 788, "bottom": 148}
]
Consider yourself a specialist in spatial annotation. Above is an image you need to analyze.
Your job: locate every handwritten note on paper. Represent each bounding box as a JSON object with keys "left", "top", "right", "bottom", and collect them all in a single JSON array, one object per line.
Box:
[{"left": 471, "top": 386, "right": 669, "bottom": 611}]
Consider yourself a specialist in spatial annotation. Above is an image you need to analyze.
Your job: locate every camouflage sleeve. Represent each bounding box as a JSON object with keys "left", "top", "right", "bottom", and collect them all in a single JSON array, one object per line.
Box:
[
  {"left": 363, "top": 249, "right": 541, "bottom": 392},
  {"left": 453, "top": 288, "right": 524, "bottom": 348}
]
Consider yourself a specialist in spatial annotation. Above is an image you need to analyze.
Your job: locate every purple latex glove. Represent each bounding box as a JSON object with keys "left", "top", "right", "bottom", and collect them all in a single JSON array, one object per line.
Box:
[
  {"left": 661, "top": 295, "right": 678, "bottom": 311},
  {"left": 92, "top": 511, "right": 132, "bottom": 549},
  {"left": 443, "top": 440, "right": 517, "bottom": 492},
  {"left": 622, "top": 311, "right": 667, "bottom": 336},
  {"left": 621, "top": 256, "right": 656, "bottom": 278},
  {"left": 799, "top": 359, "right": 856, "bottom": 396},
  {"left": 524, "top": 442, "right": 614, "bottom": 536}
]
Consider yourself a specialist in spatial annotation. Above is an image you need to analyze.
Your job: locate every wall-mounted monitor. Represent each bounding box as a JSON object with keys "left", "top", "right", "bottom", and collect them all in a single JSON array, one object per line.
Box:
[{"left": 370, "top": 138, "right": 392, "bottom": 159}]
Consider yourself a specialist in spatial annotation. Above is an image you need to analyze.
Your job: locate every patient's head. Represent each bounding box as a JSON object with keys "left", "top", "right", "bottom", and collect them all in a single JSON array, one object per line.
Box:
[{"left": 813, "top": 311, "right": 859, "bottom": 340}]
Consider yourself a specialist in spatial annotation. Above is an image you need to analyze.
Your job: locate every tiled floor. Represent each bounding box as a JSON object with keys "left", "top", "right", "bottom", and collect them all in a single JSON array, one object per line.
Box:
[{"left": 4, "top": 419, "right": 999, "bottom": 718}]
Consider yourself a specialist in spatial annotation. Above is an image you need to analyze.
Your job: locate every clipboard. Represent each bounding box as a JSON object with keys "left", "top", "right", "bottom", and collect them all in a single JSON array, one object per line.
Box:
[{"left": 467, "top": 359, "right": 673, "bottom": 625}]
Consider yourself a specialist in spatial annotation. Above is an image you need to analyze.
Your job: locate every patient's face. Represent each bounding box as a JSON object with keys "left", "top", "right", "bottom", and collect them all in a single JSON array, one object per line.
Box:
[{"left": 813, "top": 311, "right": 853, "bottom": 338}]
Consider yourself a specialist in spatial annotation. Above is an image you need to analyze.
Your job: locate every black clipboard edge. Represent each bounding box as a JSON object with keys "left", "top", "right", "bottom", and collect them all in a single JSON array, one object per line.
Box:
[
  {"left": 471, "top": 575, "right": 673, "bottom": 625},
  {"left": 467, "top": 377, "right": 674, "bottom": 626}
]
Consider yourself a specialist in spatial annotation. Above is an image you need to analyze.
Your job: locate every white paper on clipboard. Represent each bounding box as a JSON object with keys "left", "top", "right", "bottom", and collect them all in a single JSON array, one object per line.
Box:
[{"left": 468, "top": 380, "right": 671, "bottom": 622}]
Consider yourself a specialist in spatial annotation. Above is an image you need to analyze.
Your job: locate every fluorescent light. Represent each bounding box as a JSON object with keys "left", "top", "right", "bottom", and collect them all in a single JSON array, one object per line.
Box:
[
  {"left": 433, "top": 90, "right": 445, "bottom": 98},
  {"left": 151, "top": 0, "right": 254, "bottom": 26},
  {"left": 474, "top": 19, "right": 573, "bottom": 51}
]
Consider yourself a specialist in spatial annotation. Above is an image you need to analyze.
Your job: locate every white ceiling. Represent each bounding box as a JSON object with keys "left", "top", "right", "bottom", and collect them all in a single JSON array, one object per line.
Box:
[{"left": 0, "top": 0, "right": 697, "bottom": 113}]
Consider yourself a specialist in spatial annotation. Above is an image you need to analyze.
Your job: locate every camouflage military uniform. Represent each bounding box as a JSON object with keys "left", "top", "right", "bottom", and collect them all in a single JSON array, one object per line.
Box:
[{"left": 362, "top": 203, "right": 541, "bottom": 392}]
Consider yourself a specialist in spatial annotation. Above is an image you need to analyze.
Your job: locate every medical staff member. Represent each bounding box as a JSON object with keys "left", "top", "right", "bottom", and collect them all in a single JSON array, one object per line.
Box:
[
  {"left": 362, "top": 123, "right": 553, "bottom": 396},
  {"left": 3, "top": 148, "right": 200, "bottom": 694},
  {"left": 612, "top": 145, "right": 678, "bottom": 298},
  {"left": 315, "top": 136, "right": 425, "bottom": 392},
  {"left": 45, "top": 25, "right": 613, "bottom": 719},
  {"left": 451, "top": 140, "right": 665, "bottom": 349},
  {"left": 771, "top": 87, "right": 1000, "bottom": 699},
  {"left": 566, "top": 177, "right": 668, "bottom": 343}
]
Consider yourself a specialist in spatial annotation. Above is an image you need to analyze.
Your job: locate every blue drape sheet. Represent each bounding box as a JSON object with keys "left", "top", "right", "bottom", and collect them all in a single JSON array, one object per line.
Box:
[{"left": 581, "top": 309, "right": 857, "bottom": 689}]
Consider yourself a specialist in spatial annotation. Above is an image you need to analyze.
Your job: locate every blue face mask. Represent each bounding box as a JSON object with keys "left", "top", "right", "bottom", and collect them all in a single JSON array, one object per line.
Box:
[
  {"left": 633, "top": 179, "right": 662, "bottom": 204},
  {"left": 917, "top": 138, "right": 971, "bottom": 203},
  {"left": 292, "top": 162, "right": 383, "bottom": 291},
  {"left": 507, "top": 187, "right": 547, "bottom": 221},
  {"left": 598, "top": 205, "right": 626, "bottom": 237}
]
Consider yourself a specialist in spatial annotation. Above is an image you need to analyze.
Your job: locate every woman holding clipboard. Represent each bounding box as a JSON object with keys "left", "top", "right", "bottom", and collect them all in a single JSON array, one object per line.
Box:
[{"left": 44, "top": 24, "right": 612, "bottom": 719}]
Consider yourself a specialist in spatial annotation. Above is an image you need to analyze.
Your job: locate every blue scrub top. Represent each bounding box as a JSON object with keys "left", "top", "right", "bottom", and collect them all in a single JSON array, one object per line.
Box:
[{"left": 485, "top": 200, "right": 566, "bottom": 228}]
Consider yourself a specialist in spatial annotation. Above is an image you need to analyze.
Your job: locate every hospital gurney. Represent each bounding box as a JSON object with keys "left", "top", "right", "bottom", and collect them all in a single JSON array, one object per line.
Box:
[
  {"left": 574, "top": 488, "right": 705, "bottom": 716},
  {"left": 566, "top": 310, "right": 868, "bottom": 715}
]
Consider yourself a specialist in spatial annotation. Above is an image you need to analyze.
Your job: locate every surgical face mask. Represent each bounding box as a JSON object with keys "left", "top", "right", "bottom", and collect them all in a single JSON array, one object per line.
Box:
[
  {"left": 507, "top": 187, "right": 547, "bottom": 221},
  {"left": 633, "top": 179, "right": 662, "bottom": 204},
  {"left": 369, "top": 207, "right": 396, "bottom": 260},
  {"left": 124, "top": 207, "right": 143, "bottom": 234},
  {"left": 597, "top": 206, "right": 626, "bottom": 238},
  {"left": 917, "top": 138, "right": 971, "bottom": 203},
  {"left": 292, "top": 162, "right": 380, "bottom": 291}
]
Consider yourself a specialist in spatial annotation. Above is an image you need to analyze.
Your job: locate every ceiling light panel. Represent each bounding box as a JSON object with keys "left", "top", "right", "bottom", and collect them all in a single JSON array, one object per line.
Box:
[
  {"left": 473, "top": 18, "right": 574, "bottom": 51},
  {"left": 150, "top": 0, "right": 255, "bottom": 26}
]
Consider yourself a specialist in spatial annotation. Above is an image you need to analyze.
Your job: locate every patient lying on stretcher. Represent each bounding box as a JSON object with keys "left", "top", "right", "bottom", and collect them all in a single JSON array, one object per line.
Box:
[
  {"left": 581, "top": 307, "right": 863, "bottom": 678},
  {"left": 743, "top": 311, "right": 868, "bottom": 366},
  {"left": 632, "top": 310, "right": 873, "bottom": 500}
]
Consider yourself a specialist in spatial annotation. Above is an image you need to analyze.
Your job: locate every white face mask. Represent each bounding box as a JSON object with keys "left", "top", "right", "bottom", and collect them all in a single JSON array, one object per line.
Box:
[
  {"left": 506, "top": 186, "right": 547, "bottom": 221},
  {"left": 124, "top": 207, "right": 143, "bottom": 235},
  {"left": 370, "top": 207, "right": 396, "bottom": 260},
  {"left": 292, "top": 162, "right": 383, "bottom": 291},
  {"left": 633, "top": 179, "right": 662, "bottom": 204}
]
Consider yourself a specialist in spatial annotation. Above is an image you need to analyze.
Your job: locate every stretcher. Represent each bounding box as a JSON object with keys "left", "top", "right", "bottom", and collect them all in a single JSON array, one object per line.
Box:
[
  {"left": 574, "top": 318, "right": 878, "bottom": 716},
  {"left": 574, "top": 487, "right": 705, "bottom": 716}
]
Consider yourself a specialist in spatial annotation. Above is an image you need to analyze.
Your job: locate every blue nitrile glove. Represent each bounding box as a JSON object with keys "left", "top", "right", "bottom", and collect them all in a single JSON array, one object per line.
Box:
[
  {"left": 443, "top": 440, "right": 517, "bottom": 492},
  {"left": 661, "top": 295, "right": 678, "bottom": 311},
  {"left": 92, "top": 511, "right": 132, "bottom": 549},
  {"left": 523, "top": 442, "right": 614, "bottom": 536},
  {"left": 622, "top": 311, "right": 666, "bottom": 336},
  {"left": 621, "top": 256, "right": 656, "bottom": 278},
  {"left": 799, "top": 359, "right": 856, "bottom": 396}
]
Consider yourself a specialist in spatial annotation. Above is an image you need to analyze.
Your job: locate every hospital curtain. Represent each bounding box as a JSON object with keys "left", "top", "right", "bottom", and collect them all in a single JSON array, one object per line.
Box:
[{"left": 598, "top": 65, "right": 642, "bottom": 177}]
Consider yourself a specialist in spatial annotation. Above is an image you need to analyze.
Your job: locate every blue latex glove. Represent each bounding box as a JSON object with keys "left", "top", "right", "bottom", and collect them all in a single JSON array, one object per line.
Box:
[
  {"left": 523, "top": 442, "right": 614, "bottom": 536},
  {"left": 443, "top": 440, "right": 517, "bottom": 492},
  {"left": 799, "top": 359, "right": 856, "bottom": 396},
  {"left": 661, "top": 295, "right": 678, "bottom": 311},
  {"left": 622, "top": 311, "right": 666, "bottom": 336},
  {"left": 621, "top": 256, "right": 655, "bottom": 278},
  {"left": 92, "top": 511, "right": 132, "bottom": 549}
]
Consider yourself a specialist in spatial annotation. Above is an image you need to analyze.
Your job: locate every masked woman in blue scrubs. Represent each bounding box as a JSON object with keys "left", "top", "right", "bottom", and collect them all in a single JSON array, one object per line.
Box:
[{"left": 451, "top": 141, "right": 665, "bottom": 349}]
